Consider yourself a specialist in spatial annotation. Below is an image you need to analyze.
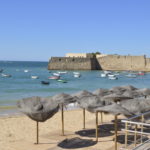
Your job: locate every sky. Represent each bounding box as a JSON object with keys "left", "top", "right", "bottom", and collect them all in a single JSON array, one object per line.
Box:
[{"left": 0, "top": 0, "right": 150, "bottom": 61}]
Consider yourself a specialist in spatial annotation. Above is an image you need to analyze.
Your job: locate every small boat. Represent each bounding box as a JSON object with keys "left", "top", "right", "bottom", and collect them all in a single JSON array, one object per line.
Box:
[
  {"left": 74, "top": 74, "right": 81, "bottom": 78},
  {"left": 101, "top": 73, "right": 107, "bottom": 77},
  {"left": 48, "top": 76, "right": 60, "bottom": 80},
  {"left": 73, "top": 72, "right": 80, "bottom": 75},
  {"left": 24, "top": 69, "right": 29, "bottom": 73},
  {"left": 31, "top": 76, "right": 39, "bottom": 79},
  {"left": 41, "top": 81, "right": 50, "bottom": 85},
  {"left": 1, "top": 73, "right": 12, "bottom": 77},
  {"left": 0, "top": 69, "right": 3, "bottom": 73},
  {"left": 53, "top": 73, "right": 60, "bottom": 76},
  {"left": 137, "top": 72, "right": 145, "bottom": 76},
  {"left": 58, "top": 71, "right": 67, "bottom": 74},
  {"left": 104, "top": 71, "right": 112, "bottom": 74},
  {"left": 57, "top": 79, "right": 67, "bottom": 83},
  {"left": 125, "top": 74, "right": 137, "bottom": 78},
  {"left": 107, "top": 74, "right": 115, "bottom": 77},
  {"left": 108, "top": 76, "right": 118, "bottom": 80}
]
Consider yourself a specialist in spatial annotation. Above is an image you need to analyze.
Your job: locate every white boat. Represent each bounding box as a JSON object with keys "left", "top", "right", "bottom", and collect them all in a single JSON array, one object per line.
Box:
[
  {"left": 74, "top": 74, "right": 81, "bottom": 78},
  {"left": 73, "top": 72, "right": 80, "bottom": 75},
  {"left": 107, "top": 74, "right": 115, "bottom": 77},
  {"left": 53, "top": 73, "right": 60, "bottom": 76},
  {"left": 1, "top": 73, "right": 12, "bottom": 77},
  {"left": 108, "top": 76, "right": 118, "bottom": 80},
  {"left": 58, "top": 71, "right": 67, "bottom": 74},
  {"left": 101, "top": 73, "right": 107, "bottom": 77},
  {"left": 31, "top": 76, "right": 39, "bottom": 79},
  {"left": 24, "top": 69, "right": 29, "bottom": 73},
  {"left": 104, "top": 71, "right": 112, "bottom": 74},
  {"left": 126, "top": 74, "right": 137, "bottom": 78}
]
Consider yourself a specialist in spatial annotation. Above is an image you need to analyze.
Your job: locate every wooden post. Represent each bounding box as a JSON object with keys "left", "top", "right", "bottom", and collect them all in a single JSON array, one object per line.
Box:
[
  {"left": 134, "top": 125, "right": 138, "bottom": 147},
  {"left": 35, "top": 121, "right": 39, "bottom": 144},
  {"left": 125, "top": 122, "right": 128, "bottom": 148},
  {"left": 100, "top": 112, "right": 103, "bottom": 124},
  {"left": 141, "top": 115, "right": 144, "bottom": 143},
  {"left": 61, "top": 104, "right": 64, "bottom": 136},
  {"left": 83, "top": 108, "right": 85, "bottom": 129},
  {"left": 96, "top": 111, "right": 98, "bottom": 142},
  {"left": 114, "top": 115, "right": 118, "bottom": 150}
]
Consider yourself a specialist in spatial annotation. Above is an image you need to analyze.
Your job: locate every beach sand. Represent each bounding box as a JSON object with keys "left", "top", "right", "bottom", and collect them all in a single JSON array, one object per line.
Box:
[{"left": 0, "top": 109, "right": 125, "bottom": 150}]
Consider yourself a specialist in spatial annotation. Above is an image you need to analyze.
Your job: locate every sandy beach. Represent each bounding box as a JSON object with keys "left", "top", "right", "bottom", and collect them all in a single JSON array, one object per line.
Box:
[{"left": 0, "top": 109, "right": 126, "bottom": 150}]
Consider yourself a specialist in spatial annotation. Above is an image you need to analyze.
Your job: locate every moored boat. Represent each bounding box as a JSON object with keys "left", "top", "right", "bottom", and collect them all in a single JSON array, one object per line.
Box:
[
  {"left": 48, "top": 76, "right": 60, "bottom": 80},
  {"left": 31, "top": 76, "right": 39, "bottom": 79},
  {"left": 137, "top": 71, "right": 145, "bottom": 75},
  {"left": 1, "top": 73, "right": 12, "bottom": 77},
  {"left": 24, "top": 69, "right": 29, "bottom": 73},
  {"left": 108, "top": 76, "right": 118, "bottom": 80},
  {"left": 74, "top": 74, "right": 81, "bottom": 78},
  {"left": 41, "top": 81, "right": 50, "bottom": 85},
  {"left": 53, "top": 73, "right": 60, "bottom": 76},
  {"left": 101, "top": 73, "right": 107, "bottom": 77},
  {"left": 57, "top": 79, "right": 67, "bottom": 83},
  {"left": 125, "top": 74, "right": 137, "bottom": 78}
]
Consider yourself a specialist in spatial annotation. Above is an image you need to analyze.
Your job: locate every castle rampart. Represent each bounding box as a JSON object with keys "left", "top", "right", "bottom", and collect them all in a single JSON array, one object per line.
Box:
[{"left": 48, "top": 54, "right": 150, "bottom": 71}]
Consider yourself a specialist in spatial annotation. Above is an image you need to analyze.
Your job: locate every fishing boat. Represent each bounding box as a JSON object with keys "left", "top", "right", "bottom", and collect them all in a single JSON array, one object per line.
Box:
[
  {"left": 53, "top": 73, "right": 60, "bottom": 76},
  {"left": 125, "top": 74, "right": 137, "bottom": 78},
  {"left": 24, "top": 69, "right": 29, "bottom": 73},
  {"left": 74, "top": 74, "right": 81, "bottom": 78},
  {"left": 1, "top": 73, "right": 12, "bottom": 77},
  {"left": 58, "top": 71, "right": 67, "bottom": 74},
  {"left": 41, "top": 81, "right": 50, "bottom": 85},
  {"left": 137, "top": 71, "right": 145, "bottom": 75},
  {"left": 48, "top": 76, "right": 60, "bottom": 80},
  {"left": 107, "top": 74, "right": 116, "bottom": 77},
  {"left": 57, "top": 79, "right": 67, "bottom": 83},
  {"left": 108, "top": 76, "right": 118, "bottom": 80},
  {"left": 31, "top": 76, "right": 39, "bottom": 79},
  {"left": 101, "top": 73, "right": 107, "bottom": 77},
  {"left": 73, "top": 72, "right": 80, "bottom": 75}
]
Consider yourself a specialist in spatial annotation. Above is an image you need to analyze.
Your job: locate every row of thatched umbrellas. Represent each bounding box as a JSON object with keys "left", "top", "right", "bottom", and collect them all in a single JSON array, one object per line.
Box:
[{"left": 17, "top": 85, "right": 150, "bottom": 150}]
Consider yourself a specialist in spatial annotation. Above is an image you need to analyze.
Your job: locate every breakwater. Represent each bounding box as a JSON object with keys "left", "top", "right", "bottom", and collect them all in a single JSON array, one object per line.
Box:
[{"left": 48, "top": 55, "right": 150, "bottom": 71}]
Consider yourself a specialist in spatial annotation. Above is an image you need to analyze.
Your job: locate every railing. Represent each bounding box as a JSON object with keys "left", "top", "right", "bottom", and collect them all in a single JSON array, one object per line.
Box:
[{"left": 121, "top": 111, "right": 150, "bottom": 150}]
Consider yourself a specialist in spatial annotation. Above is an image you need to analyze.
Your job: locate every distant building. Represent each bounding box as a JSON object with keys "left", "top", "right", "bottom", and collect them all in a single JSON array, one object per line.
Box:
[{"left": 66, "top": 53, "right": 107, "bottom": 58}]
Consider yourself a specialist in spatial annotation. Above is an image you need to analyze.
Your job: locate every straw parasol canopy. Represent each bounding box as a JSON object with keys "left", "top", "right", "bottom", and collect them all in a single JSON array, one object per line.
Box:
[
  {"left": 120, "top": 98, "right": 150, "bottom": 115},
  {"left": 52, "top": 93, "right": 77, "bottom": 106},
  {"left": 17, "top": 96, "right": 59, "bottom": 122}
]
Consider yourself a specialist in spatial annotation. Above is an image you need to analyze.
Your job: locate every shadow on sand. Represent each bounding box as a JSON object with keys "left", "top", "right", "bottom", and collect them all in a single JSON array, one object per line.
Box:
[{"left": 57, "top": 137, "right": 97, "bottom": 149}]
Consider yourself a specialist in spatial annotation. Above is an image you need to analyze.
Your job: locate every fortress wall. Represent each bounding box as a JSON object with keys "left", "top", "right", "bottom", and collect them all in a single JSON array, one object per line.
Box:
[
  {"left": 48, "top": 57, "right": 97, "bottom": 70},
  {"left": 145, "top": 58, "right": 150, "bottom": 70},
  {"left": 98, "top": 55, "right": 147, "bottom": 71}
]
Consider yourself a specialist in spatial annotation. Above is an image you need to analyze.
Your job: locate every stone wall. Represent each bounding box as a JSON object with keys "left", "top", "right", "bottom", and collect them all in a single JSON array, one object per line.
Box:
[
  {"left": 48, "top": 55, "right": 150, "bottom": 71},
  {"left": 97, "top": 55, "right": 150, "bottom": 71},
  {"left": 48, "top": 57, "right": 100, "bottom": 70}
]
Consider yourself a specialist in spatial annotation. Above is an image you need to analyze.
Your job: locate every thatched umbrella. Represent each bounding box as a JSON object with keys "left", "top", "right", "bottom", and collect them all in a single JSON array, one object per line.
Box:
[
  {"left": 17, "top": 96, "right": 59, "bottom": 144},
  {"left": 92, "top": 103, "right": 132, "bottom": 150},
  {"left": 72, "top": 90, "right": 95, "bottom": 129},
  {"left": 52, "top": 93, "right": 77, "bottom": 135}
]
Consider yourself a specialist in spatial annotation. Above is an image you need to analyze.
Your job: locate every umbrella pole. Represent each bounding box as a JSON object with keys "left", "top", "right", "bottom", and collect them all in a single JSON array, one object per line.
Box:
[
  {"left": 83, "top": 108, "right": 85, "bottom": 129},
  {"left": 96, "top": 111, "right": 98, "bottom": 142},
  {"left": 61, "top": 104, "right": 64, "bottom": 136},
  {"left": 114, "top": 115, "right": 118, "bottom": 150},
  {"left": 35, "top": 121, "right": 39, "bottom": 144},
  {"left": 100, "top": 112, "right": 103, "bottom": 124}
]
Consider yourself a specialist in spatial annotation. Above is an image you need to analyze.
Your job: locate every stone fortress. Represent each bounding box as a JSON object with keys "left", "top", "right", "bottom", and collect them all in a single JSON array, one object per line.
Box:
[{"left": 48, "top": 53, "right": 150, "bottom": 71}]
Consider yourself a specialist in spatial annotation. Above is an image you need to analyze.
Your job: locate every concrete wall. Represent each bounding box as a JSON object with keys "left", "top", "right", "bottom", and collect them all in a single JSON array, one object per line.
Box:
[{"left": 48, "top": 57, "right": 100, "bottom": 70}]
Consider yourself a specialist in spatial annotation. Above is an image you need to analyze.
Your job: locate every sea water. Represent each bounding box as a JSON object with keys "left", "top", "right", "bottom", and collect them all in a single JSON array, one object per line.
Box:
[{"left": 0, "top": 60, "right": 150, "bottom": 115}]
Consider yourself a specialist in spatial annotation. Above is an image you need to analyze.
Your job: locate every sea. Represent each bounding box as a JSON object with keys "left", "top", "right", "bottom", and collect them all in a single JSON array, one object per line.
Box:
[{"left": 0, "top": 60, "right": 150, "bottom": 116}]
